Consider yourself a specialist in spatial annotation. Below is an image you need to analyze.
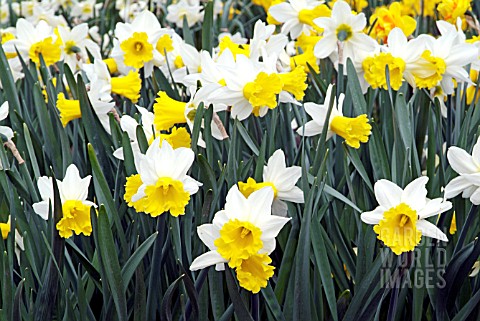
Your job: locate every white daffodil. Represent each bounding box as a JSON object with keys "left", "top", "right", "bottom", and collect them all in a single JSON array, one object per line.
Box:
[
  {"left": 239, "top": 149, "right": 303, "bottom": 216},
  {"left": 57, "top": 23, "right": 102, "bottom": 72},
  {"left": 0, "top": 102, "right": 13, "bottom": 140},
  {"left": 3, "top": 19, "right": 62, "bottom": 67},
  {"left": 83, "top": 59, "right": 142, "bottom": 103},
  {"left": 124, "top": 139, "right": 201, "bottom": 217},
  {"left": 296, "top": 84, "right": 371, "bottom": 149},
  {"left": 313, "top": 0, "right": 377, "bottom": 66},
  {"left": 166, "top": 0, "right": 204, "bottom": 28},
  {"left": 444, "top": 137, "right": 480, "bottom": 204},
  {"left": 268, "top": 0, "right": 328, "bottom": 39},
  {"left": 111, "top": 10, "right": 163, "bottom": 76},
  {"left": 409, "top": 20, "right": 478, "bottom": 95},
  {"left": 361, "top": 177, "right": 451, "bottom": 255},
  {"left": 70, "top": 0, "right": 100, "bottom": 21},
  {"left": 208, "top": 53, "right": 283, "bottom": 120},
  {"left": 359, "top": 28, "right": 423, "bottom": 92},
  {"left": 32, "top": 164, "right": 97, "bottom": 239},
  {"left": 190, "top": 185, "right": 291, "bottom": 293}
]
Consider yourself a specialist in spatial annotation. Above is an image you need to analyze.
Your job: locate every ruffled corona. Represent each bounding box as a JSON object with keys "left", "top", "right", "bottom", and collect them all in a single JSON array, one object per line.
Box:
[
  {"left": 279, "top": 66, "right": 308, "bottom": 100},
  {"left": 111, "top": 70, "right": 142, "bottom": 103},
  {"left": 214, "top": 219, "right": 264, "bottom": 268},
  {"left": 330, "top": 114, "right": 372, "bottom": 148},
  {"left": 142, "top": 177, "right": 191, "bottom": 217},
  {"left": 414, "top": 50, "right": 446, "bottom": 89},
  {"left": 362, "top": 53, "right": 406, "bottom": 90},
  {"left": 373, "top": 203, "right": 422, "bottom": 255},
  {"left": 243, "top": 72, "right": 283, "bottom": 115},
  {"left": 124, "top": 174, "right": 145, "bottom": 209},
  {"left": 238, "top": 177, "right": 278, "bottom": 199},
  {"left": 56, "top": 93, "right": 81, "bottom": 127},
  {"left": 57, "top": 200, "right": 93, "bottom": 239},
  {"left": 29, "top": 37, "right": 61, "bottom": 66},
  {"left": 236, "top": 253, "right": 275, "bottom": 293},
  {"left": 159, "top": 126, "right": 191, "bottom": 149},
  {"left": 153, "top": 91, "right": 188, "bottom": 130}
]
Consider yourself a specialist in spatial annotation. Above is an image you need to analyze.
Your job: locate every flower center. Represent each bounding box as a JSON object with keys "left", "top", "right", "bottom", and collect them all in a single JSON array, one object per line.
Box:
[
  {"left": 64, "top": 40, "right": 79, "bottom": 55},
  {"left": 235, "top": 253, "right": 275, "bottom": 293},
  {"left": 243, "top": 72, "right": 283, "bottom": 115},
  {"left": 330, "top": 114, "right": 372, "bottom": 149},
  {"left": 120, "top": 32, "right": 154, "bottom": 68},
  {"left": 142, "top": 177, "right": 190, "bottom": 217},
  {"left": 414, "top": 50, "right": 446, "bottom": 89},
  {"left": 336, "top": 24, "right": 353, "bottom": 42},
  {"left": 57, "top": 200, "right": 92, "bottom": 239},
  {"left": 373, "top": 203, "right": 422, "bottom": 255},
  {"left": 362, "top": 53, "right": 406, "bottom": 90},
  {"left": 214, "top": 219, "right": 263, "bottom": 268},
  {"left": 29, "top": 37, "right": 61, "bottom": 66},
  {"left": 56, "top": 92, "right": 81, "bottom": 127},
  {"left": 111, "top": 70, "right": 142, "bottom": 103}
]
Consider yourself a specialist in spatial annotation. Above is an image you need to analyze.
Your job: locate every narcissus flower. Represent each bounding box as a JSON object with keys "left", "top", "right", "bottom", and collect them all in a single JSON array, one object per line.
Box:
[
  {"left": 368, "top": 2, "right": 417, "bottom": 44},
  {"left": 166, "top": 0, "right": 204, "bottom": 28},
  {"left": 268, "top": 0, "right": 331, "bottom": 39},
  {"left": 3, "top": 19, "right": 61, "bottom": 66},
  {"left": 239, "top": 149, "right": 303, "bottom": 216},
  {"left": 124, "top": 139, "right": 201, "bottom": 217},
  {"left": 32, "top": 164, "right": 97, "bottom": 239},
  {"left": 437, "top": 0, "right": 471, "bottom": 25},
  {"left": 361, "top": 177, "right": 451, "bottom": 255},
  {"left": 190, "top": 185, "right": 290, "bottom": 293},
  {"left": 297, "top": 84, "right": 371, "bottom": 148},
  {"left": 313, "top": 0, "right": 377, "bottom": 66},
  {"left": 444, "top": 137, "right": 480, "bottom": 204}
]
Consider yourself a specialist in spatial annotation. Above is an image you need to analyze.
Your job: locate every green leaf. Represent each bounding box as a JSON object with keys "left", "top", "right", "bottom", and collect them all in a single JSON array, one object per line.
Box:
[{"left": 95, "top": 205, "right": 127, "bottom": 321}]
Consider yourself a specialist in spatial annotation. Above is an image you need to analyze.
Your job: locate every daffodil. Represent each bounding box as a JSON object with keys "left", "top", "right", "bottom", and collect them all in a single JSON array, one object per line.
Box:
[
  {"left": 166, "top": 0, "right": 204, "bottom": 28},
  {"left": 32, "top": 164, "right": 97, "bottom": 239},
  {"left": 368, "top": 2, "right": 416, "bottom": 44},
  {"left": 361, "top": 177, "right": 451, "bottom": 255},
  {"left": 297, "top": 84, "right": 371, "bottom": 148},
  {"left": 444, "top": 137, "right": 480, "bottom": 204},
  {"left": 208, "top": 53, "right": 283, "bottom": 120},
  {"left": 57, "top": 23, "right": 101, "bottom": 72},
  {"left": 437, "top": 0, "right": 471, "bottom": 26},
  {"left": 124, "top": 139, "right": 201, "bottom": 217},
  {"left": 239, "top": 149, "right": 303, "bottom": 216},
  {"left": 409, "top": 20, "right": 477, "bottom": 94},
  {"left": 190, "top": 185, "right": 291, "bottom": 293},
  {"left": 0, "top": 216, "right": 24, "bottom": 263},
  {"left": 111, "top": 10, "right": 163, "bottom": 76},
  {"left": 313, "top": 0, "right": 377, "bottom": 66},
  {"left": 3, "top": 19, "right": 62, "bottom": 67},
  {"left": 268, "top": 0, "right": 330, "bottom": 39}
]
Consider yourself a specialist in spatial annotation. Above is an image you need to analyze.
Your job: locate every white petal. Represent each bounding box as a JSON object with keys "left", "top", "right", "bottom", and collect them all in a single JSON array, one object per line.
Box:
[
  {"left": 374, "top": 179, "right": 402, "bottom": 209},
  {"left": 247, "top": 187, "right": 274, "bottom": 222},
  {"left": 32, "top": 201, "right": 50, "bottom": 220},
  {"left": 0, "top": 101, "right": 8, "bottom": 120},
  {"left": 0, "top": 126, "right": 14, "bottom": 140},
  {"left": 401, "top": 177, "right": 428, "bottom": 211},
  {"left": 418, "top": 198, "right": 452, "bottom": 219},
  {"left": 444, "top": 175, "right": 472, "bottom": 200},
  {"left": 416, "top": 220, "right": 448, "bottom": 242},
  {"left": 447, "top": 146, "right": 478, "bottom": 174},
  {"left": 277, "top": 186, "right": 304, "bottom": 203},
  {"left": 197, "top": 224, "right": 219, "bottom": 250},
  {"left": 271, "top": 199, "right": 289, "bottom": 216},
  {"left": 361, "top": 206, "right": 385, "bottom": 225},
  {"left": 224, "top": 185, "right": 248, "bottom": 220},
  {"left": 190, "top": 251, "right": 227, "bottom": 271},
  {"left": 258, "top": 215, "right": 291, "bottom": 239},
  {"left": 296, "top": 121, "right": 323, "bottom": 137}
]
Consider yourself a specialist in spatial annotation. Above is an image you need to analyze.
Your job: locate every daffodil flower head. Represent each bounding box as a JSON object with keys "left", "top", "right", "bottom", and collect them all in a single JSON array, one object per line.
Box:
[
  {"left": 0, "top": 216, "right": 10, "bottom": 239},
  {"left": 361, "top": 177, "right": 451, "bottom": 255},
  {"left": 368, "top": 2, "right": 417, "bottom": 44},
  {"left": 56, "top": 92, "right": 81, "bottom": 127},
  {"left": 124, "top": 139, "right": 201, "bottom": 217},
  {"left": 243, "top": 72, "right": 283, "bottom": 116},
  {"left": 362, "top": 52, "right": 406, "bottom": 90},
  {"left": 32, "top": 164, "right": 97, "bottom": 239},
  {"left": 153, "top": 91, "right": 188, "bottom": 131},
  {"left": 111, "top": 70, "right": 142, "bottom": 103},
  {"left": 279, "top": 66, "right": 308, "bottom": 100},
  {"left": 190, "top": 185, "right": 291, "bottom": 293},
  {"left": 120, "top": 31, "right": 154, "bottom": 69},
  {"left": 297, "top": 84, "right": 371, "bottom": 148}
]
